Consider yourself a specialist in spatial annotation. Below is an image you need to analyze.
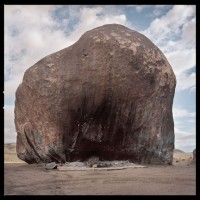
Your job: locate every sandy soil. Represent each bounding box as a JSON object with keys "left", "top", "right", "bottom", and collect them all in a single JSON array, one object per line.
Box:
[{"left": 4, "top": 147, "right": 196, "bottom": 195}]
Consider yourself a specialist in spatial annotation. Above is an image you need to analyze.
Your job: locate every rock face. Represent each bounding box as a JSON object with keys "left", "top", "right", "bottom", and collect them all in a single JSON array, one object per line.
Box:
[
  {"left": 14, "top": 24, "right": 176, "bottom": 165},
  {"left": 193, "top": 149, "right": 196, "bottom": 160}
]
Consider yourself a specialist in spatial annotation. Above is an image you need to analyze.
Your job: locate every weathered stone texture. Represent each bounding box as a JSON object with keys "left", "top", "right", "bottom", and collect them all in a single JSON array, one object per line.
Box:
[
  {"left": 15, "top": 24, "right": 176, "bottom": 164},
  {"left": 193, "top": 149, "right": 196, "bottom": 160}
]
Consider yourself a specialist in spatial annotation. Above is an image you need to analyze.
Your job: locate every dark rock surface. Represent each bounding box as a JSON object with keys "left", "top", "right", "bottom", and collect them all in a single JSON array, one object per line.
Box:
[
  {"left": 193, "top": 149, "right": 196, "bottom": 160},
  {"left": 14, "top": 24, "right": 176, "bottom": 165}
]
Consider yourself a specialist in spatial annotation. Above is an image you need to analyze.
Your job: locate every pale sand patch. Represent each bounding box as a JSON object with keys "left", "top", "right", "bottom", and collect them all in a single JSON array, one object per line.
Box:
[{"left": 57, "top": 165, "right": 147, "bottom": 171}]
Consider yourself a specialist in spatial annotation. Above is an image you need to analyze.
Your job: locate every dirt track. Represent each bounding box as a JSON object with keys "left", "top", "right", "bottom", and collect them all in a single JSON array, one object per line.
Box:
[{"left": 4, "top": 160, "right": 196, "bottom": 195}]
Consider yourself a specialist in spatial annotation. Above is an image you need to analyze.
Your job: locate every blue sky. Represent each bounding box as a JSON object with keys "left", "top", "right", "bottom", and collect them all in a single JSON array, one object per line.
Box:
[{"left": 4, "top": 5, "right": 196, "bottom": 152}]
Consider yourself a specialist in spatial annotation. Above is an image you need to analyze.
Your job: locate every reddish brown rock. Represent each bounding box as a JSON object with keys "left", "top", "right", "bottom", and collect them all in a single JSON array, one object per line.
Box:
[
  {"left": 14, "top": 24, "right": 176, "bottom": 165},
  {"left": 193, "top": 149, "right": 196, "bottom": 160}
]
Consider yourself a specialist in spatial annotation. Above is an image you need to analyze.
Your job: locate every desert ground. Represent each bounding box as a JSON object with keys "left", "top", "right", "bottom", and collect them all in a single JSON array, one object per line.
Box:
[{"left": 4, "top": 144, "right": 196, "bottom": 195}]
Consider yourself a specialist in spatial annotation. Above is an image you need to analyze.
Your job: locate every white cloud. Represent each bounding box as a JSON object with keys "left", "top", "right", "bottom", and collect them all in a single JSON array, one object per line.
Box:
[
  {"left": 173, "top": 107, "right": 195, "bottom": 119},
  {"left": 127, "top": 5, "right": 170, "bottom": 15},
  {"left": 173, "top": 107, "right": 196, "bottom": 152},
  {"left": 176, "top": 72, "right": 196, "bottom": 92},
  {"left": 126, "top": 5, "right": 152, "bottom": 13},
  {"left": 134, "top": 5, "right": 149, "bottom": 12},
  {"left": 65, "top": 6, "right": 127, "bottom": 44},
  {"left": 165, "top": 49, "right": 196, "bottom": 76},
  {"left": 4, "top": 75, "right": 22, "bottom": 101},
  {"left": 181, "top": 17, "right": 196, "bottom": 49},
  {"left": 174, "top": 127, "right": 196, "bottom": 152},
  {"left": 143, "top": 5, "right": 195, "bottom": 42}
]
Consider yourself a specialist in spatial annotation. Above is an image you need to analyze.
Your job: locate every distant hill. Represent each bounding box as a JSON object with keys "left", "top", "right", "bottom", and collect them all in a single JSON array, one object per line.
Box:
[
  {"left": 4, "top": 143, "right": 24, "bottom": 163},
  {"left": 4, "top": 143, "right": 16, "bottom": 154},
  {"left": 173, "top": 149, "right": 185, "bottom": 154}
]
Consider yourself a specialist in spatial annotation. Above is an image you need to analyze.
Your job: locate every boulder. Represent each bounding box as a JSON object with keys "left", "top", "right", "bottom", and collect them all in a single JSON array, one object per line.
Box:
[
  {"left": 14, "top": 24, "right": 176, "bottom": 165},
  {"left": 45, "top": 162, "right": 57, "bottom": 170},
  {"left": 193, "top": 149, "right": 196, "bottom": 160}
]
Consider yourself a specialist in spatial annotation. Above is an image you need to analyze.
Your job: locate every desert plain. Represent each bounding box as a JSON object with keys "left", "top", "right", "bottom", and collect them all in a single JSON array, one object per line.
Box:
[{"left": 4, "top": 143, "right": 196, "bottom": 195}]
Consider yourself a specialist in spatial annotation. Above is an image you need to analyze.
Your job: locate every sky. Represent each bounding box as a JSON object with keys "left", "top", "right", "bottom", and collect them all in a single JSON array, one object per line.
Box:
[{"left": 4, "top": 5, "right": 196, "bottom": 152}]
